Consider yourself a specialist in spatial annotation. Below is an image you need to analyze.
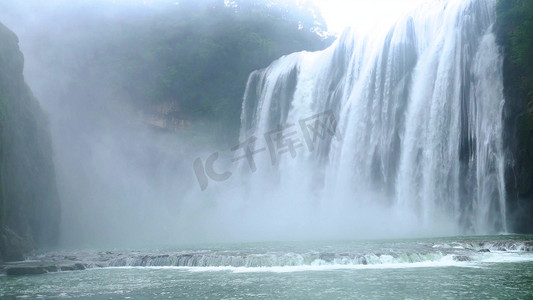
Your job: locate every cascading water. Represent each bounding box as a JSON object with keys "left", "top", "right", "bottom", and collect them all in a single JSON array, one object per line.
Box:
[{"left": 238, "top": 0, "right": 506, "bottom": 236}]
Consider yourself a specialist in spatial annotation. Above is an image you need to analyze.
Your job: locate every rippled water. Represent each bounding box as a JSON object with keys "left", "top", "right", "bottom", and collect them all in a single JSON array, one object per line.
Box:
[{"left": 1, "top": 236, "right": 533, "bottom": 299}]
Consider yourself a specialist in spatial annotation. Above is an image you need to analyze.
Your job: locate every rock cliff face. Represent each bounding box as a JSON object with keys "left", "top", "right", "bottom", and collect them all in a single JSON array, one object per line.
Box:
[
  {"left": 0, "top": 22, "right": 60, "bottom": 261},
  {"left": 496, "top": 0, "right": 533, "bottom": 232}
]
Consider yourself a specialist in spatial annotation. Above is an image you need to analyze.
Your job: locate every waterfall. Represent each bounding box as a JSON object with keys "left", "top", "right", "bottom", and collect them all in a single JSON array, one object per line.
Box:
[{"left": 238, "top": 0, "right": 506, "bottom": 235}]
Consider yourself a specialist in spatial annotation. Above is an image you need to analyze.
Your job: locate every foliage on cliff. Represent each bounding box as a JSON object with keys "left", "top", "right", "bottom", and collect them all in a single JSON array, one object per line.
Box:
[
  {"left": 21, "top": 0, "right": 333, "bottom": 146},
  {"left": 0, "top": 22, "right": 60, "bottom": 261},
  {"left": 496, "top": 0, "right": 533, "bottom": 230}
]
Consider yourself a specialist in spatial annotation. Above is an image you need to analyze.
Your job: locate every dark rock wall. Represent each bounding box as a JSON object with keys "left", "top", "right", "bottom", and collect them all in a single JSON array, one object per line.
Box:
[
  {"left": 0, "top": 22, "right": 60, "bottom": 261},
  {"left": 496, "top": 0, "right": 533, "bottom": 232}
]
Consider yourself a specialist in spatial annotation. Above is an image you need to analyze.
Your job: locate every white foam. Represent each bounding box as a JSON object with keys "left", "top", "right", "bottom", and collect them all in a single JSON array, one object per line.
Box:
[
  {"left": 477, "top": 252, "right": 533, "bottom": 264},
  {"left": 100, "top": 255, "right": 480, "bottom": 273},
  {"left": 95, "top": 251, "right": 533, "bottom": 273}
]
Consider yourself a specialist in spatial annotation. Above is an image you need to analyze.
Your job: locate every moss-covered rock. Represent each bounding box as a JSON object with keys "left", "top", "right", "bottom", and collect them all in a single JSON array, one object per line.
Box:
[{"left": 496, "top": 0, "right": 533, "bottom": 232}]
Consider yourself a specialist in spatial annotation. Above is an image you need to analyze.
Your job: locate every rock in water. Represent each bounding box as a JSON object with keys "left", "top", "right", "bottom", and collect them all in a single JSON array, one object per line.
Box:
[{"left": 5, "top": 266, "right": 48, "bottom": 276}]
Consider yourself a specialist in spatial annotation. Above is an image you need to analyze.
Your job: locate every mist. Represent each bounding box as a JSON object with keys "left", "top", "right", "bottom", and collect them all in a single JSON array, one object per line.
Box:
[
  {"left": 0, "top": 0, "right": 349, "bottom": 248},
  {"left": 0, "top": 0, "right": 220, "bottom": 248},
  {"left": 0, "top": 0, "right": 506, "bottom": 250}
]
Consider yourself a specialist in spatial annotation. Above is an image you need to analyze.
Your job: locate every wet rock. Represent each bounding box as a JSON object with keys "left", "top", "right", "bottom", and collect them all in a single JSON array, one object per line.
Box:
[
  {"left": 5, "top": 266, "right": 47, "bottom": 276},
  {"left": 478, "top": 249, "right": 491, "bottom": 253},
  {"left": 59, "top": 263, "right": 86, "bottom": 271},
  {"left": 44, "top": 265, "right": 58, "bottom": 272},
  {"left": 1, "top": 228, "right": 33, "bottom": 262},
  {"left": 453, "top": 255, "right": 472, "bottom": 262},
  {"left": 59, "top": 265, "right": 75, "bottom": 271},
  {"left": 319, "top": 253, "right": 335, "bottom": 262}
]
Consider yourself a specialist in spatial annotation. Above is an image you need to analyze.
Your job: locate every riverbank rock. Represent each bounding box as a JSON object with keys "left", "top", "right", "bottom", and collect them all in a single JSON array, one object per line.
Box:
[
  {"left": 1, "top": 227, "right": 33, "bottom": 262},
  {"left": 5, "top": 266, "right": 48, "bottom": 276}
]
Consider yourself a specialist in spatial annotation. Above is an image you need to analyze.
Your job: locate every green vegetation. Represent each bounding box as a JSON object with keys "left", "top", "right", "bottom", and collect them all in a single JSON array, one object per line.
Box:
[
  {"left": 39, "top": 0, "right": 333, "bottom": 147},
  {"left": 0, "top": 22, "right": 60, "bottom": 261},
  {"left": 497, "top": 0, "right": 533, "bottom": 101},
  {"left": 496, "top": 0, "right": 533, "bottom": 230}
]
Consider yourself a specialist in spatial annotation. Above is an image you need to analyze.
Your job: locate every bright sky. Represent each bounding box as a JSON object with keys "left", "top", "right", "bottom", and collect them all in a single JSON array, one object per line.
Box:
[
  {"left": 313, "top": 0, "right": 428, "bottom": 34},
  {"left": 117, "top": 0, "right": 428, "bottom": 35}
]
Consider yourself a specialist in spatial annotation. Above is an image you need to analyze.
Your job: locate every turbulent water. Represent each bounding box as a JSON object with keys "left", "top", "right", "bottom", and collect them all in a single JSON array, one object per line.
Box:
[
  {"left": 238, "top": 0, "right": 506, "bottom": 236},
  {"left": 26, "top": 237, "right": 533, "bottom": 270},
  {"left": 2, "top": 236, "right": 533, "bottom": 299}
]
